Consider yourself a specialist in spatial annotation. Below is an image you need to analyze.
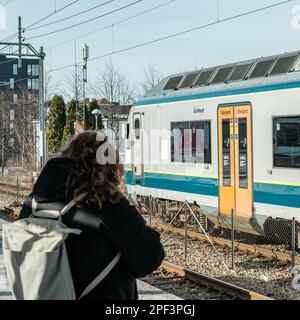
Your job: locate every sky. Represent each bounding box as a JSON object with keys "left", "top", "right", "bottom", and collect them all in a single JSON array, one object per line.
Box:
[{"left": 0, "top": 0, "right": 298, "bottom": 98}]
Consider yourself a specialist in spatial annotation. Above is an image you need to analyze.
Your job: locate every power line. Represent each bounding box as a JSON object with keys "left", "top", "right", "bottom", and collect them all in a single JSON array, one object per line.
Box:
[
  {"left": 0, "top": 0, "right": 80, "bottom": 42},
  {"left": 26, "top": 0, "right": 115, "bottom": 32},
  {"left": 48, "top": 0, "right": 293, "bottom": 73},
  {"left": 1, "top": 0, "right": 13, "bottom": 6},
  {"left": 0, "top": 56, "right": 18, "bottom": 66},
  {"left": 45, "top": 0, "right": 176, "bottom": 51},
  {"left": 0, "top": 33, "right": 18, "bottom": 43},
  {"left": 24, "top": 0, "right": 80, "bottom": 30},
  {"left": 0, "top": 75, "right": 39, "bottom": 88},
  {"left": 26, "top": 0, "right": 144, "bottom": 40}
]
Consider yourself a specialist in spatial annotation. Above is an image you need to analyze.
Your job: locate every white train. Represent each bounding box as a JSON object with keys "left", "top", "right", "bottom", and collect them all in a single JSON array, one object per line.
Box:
[{"left": 125, "top": 50, "right": 300, "bottom": 236}]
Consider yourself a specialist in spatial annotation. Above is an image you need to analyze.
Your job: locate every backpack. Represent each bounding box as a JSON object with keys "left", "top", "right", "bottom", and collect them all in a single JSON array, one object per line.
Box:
[{"left": 1, "top": 199, "right": 121, "bottom": 300}]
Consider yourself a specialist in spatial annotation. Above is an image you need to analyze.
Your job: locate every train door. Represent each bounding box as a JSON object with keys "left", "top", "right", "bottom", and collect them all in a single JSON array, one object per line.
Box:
[
  {"left": 131, "top": 112, "right": 144, "bottom": 184},
  {"left": 218, "top": 104, "right": 253, "bottom": 218}
]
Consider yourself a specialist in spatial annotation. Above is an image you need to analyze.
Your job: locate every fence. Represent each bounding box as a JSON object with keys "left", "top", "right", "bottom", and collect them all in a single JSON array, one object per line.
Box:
[{"left": 134, "top": 194, "right": 300, "bottom": 300}]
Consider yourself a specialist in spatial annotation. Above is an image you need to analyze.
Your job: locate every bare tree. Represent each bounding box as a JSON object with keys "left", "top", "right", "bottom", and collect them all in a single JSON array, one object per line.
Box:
[
  {"left": 13, "top": 86, "right": 39, "bottom": 172},
  {"left": 89, "top": 60, "right": 136, "bottom": 149},
  {"left": 141, "top": 64, "right": 164, "bottom": 94},
  {"left": 90, "top": 60, "right": 136, "bottom": 105},
  {"left": 0, "top": 91, "right": 13, "bottom": 175},
  {"left": 45, "top": 70, "right": 60, "bottom": 102},
  {"left": 64, "top": 68, "right": 84, "bottom": 101}
]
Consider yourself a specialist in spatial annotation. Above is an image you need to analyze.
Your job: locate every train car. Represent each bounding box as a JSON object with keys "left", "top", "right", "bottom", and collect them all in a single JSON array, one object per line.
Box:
[{"left": 125, "top": 50, "right": 300, "bottom": 236}]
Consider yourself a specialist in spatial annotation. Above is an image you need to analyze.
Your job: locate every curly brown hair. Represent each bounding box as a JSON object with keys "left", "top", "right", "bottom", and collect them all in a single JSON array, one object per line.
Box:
[{"left": 60, "top": 131, "right": 124, "bottom": 208}]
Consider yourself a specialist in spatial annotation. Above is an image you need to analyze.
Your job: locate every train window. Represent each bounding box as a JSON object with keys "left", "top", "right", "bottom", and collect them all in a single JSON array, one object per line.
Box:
[
  {"left": 163, "top": 76, "right": 183, "bottom": 90},
  {"left": 228, "top": 63, "right": 252, "bottom": 82},
  {"left": 269, "top": 55, "right": 298, "bottom": 75},
  {"left": 222, "top": 119, "right": 231, "bottom": 187},
  {"left": 180, "top": 73, "right": 199, "bottom": 89},
  {"left": 238, "top": 118, "right": 248, "bottom": 188},
  {"left": 248, "top": 58, "right": 276, "bottom": 78},
  {"left": 273, "top": 116, "right": 300, "bottom": 168},
  {"left": 171, "top": 121, "right": 211, "bottom": 164},
  {"left": 211, "top": 66, "right": 234, "bottom": 84},
  {"left": 194, "top": 69, "right": 215, "bottom": 87},
  {"left": 134, "top": 118, "right": 140, "bottom": 139}
]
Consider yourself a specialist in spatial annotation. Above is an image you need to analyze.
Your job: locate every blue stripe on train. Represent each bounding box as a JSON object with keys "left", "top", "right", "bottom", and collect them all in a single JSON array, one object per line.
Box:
[
  {"left": 125, "top": 171, "right": 300, "bottom": 209},
  {"left": 134, "top": 80, "right": 300, "bottom": 107}
]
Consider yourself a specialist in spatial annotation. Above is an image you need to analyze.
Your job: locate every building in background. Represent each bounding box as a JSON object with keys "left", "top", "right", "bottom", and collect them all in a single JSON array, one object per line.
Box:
[
  {"left": 0, "top": 56, "right": 40, "bottom": 170},
  {"left": 0, "top": 56, "right": 40, "bottom": 97}
]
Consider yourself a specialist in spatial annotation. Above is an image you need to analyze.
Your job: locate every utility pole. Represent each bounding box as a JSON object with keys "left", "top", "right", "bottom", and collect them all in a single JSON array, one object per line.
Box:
[
  {"left": 18, "top": 16, "right": 22, "bottom": 68},
  {"left": 82, "top": 43, "right": 89, "bottom": 128},
  {"left": 75, "top": 43, "right": 89, "bottom": 131},
  {"left": 83, "top": 43, "right": 89, "bottom": 100},
  {"left": 39, "top": 46, "right": 46, "bottom": 169}
]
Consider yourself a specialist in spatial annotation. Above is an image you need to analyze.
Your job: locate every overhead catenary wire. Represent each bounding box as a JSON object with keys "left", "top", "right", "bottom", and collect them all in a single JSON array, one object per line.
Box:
[
  {"left": 26, "top": 0, "right": 116, "bottom": 32},
  {"left": 45, "top": 0, "right": 176, "bottom": 51},
  {"left": 24, "top": 0, "right": 80, "bottom": 31},
  {"left": 0, "top": 0, "right": 80, "bottom": 43},
  {"left": 0, "top": 75, "right": 39, "bottom": 88},
  {"left": 0, "top": 0, "right": 80, "bottom": 67},
  {"left": 1, "top": 0, "right": 13, "bottom": 6},
  {"left": 0, "top": 33, "right": 18, "bottom": 43},
  {"left": 26, "top": 0, "right": 144, "bottom": 41},
  {"left": 48, "top": 0, "right": 293, "bottom": 73}
]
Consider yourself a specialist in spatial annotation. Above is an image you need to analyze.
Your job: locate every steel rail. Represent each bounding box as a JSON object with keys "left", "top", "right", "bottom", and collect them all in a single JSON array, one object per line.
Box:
[{"left": 160, "top": 261, "right": 273, "bottom": 300}]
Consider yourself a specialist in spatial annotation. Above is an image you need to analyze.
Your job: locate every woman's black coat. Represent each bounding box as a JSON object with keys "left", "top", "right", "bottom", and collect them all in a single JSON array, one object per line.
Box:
[{"left": 19, "top": 158, "right": 165, "bottom": 300}]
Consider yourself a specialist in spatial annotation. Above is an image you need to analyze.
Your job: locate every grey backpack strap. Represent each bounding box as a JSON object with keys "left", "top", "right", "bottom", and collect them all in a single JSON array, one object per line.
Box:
[
  {"left": 60, "top": 200, "right": 76, "bottom": 216},
  {"left": 78, "top": 252, "right": 121, "bottom": 300},
  {"left": 32, "top": 199, "right": 76, "bottom": 219},
  {"left": 31, "top": 197, "right": 37, "bottom": 213}
]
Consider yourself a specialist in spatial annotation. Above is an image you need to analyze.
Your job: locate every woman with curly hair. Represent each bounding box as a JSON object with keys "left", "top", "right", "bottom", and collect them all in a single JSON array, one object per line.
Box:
[{"left": 19, "top": 131, "right": 165, "bottom": 300}]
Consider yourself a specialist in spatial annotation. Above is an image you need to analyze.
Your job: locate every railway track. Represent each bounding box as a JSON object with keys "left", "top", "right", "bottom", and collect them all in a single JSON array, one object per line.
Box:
[
  {"left": 141, "top": 261, "right": 272, "bottom": 300},
  {"left": 0, "top": 181, "right": 30, "bottom": 198},
  {"left": 0, "top": 203, "right": 291, "bottom": 300},
  {"left": 0, "top": 192, "right": 298, "bottom": 266},
  {"left": 152, "top": 221, "right": 300, "bottom": 265},
  {"left": 0, "top": 182, "right": 298, "bottom": 263}
]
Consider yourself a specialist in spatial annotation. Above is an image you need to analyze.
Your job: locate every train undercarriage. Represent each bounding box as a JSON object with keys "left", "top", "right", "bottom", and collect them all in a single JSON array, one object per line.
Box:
[{"left": 132, "top": 195, "right": 300, "bottom": 248}]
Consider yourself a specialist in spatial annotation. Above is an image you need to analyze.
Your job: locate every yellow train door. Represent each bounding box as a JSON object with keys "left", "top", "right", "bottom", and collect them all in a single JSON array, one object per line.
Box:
[{"left": 218, "top": 104, "right": 253, "bottom": 218}]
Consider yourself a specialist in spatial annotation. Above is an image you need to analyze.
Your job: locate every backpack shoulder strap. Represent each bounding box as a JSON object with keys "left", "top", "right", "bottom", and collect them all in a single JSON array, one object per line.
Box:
[
  {"left": 31, "top": 198, "right": 76, "bottom": 219},
  {"left": 60, "top": 200, "right": 76, "bottom": 216},
  {"left": 78, "top": 252, "right": 121, "bottom": 300}
]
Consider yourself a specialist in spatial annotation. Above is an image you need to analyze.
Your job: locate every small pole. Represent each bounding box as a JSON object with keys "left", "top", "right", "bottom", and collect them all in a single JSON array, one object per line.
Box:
[
  {"left": 149, "top": 196, "right": 152, "bottom": 227},
  {"left": 5, "top": 175, "right": 8, "bottom": 203},
  {"left": 292, "top": 217, "right": 296, "bottom": 267},
  {"left": 16, "top": 176, "right": 19, "bottom": 203},
  {"left": 184, "top": 204, "right": 188, "bottom": 265},
  {"left": 231, "top": 209, "right": 235, "bottom": 270},
  {"left": 95, "top": 115, "right": 98, "bottom": 130}
]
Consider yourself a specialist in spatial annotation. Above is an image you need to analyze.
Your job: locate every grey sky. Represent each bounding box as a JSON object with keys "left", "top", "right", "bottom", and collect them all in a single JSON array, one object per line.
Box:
[{"left": 0, "top": 0, "right": 298, "bottom": 98}]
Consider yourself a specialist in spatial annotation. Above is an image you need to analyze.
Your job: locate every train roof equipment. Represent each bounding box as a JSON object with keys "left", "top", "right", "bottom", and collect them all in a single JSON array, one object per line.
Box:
[{"left": 141, "top": 50, "right": 300, "bottom": 103}]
